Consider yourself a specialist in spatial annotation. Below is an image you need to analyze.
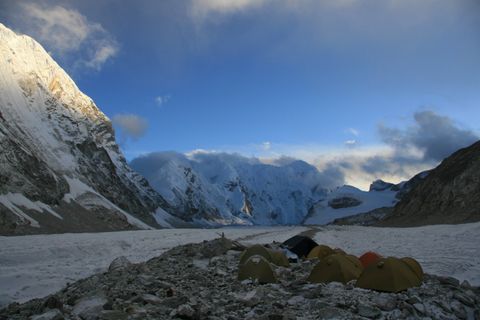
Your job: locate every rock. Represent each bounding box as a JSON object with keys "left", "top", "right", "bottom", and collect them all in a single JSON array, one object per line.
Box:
[
  {"left": 372, "top": 294, "right": 397, "bottom": 311},
  {"left": 328, "top": 196, "right": 362, "bottom": 209},
  {"left": 98, "top": 310, "right": 128, "bottom": 320},
  {"left": 108, "top": 257, "right": 132, "bottom": 272},
  {"left": 434, "top": 300, "right": 451, "bottom": 313},
  {"left": 451, "top": 301, "right": 467, "bottom": 320},
  {"left": 454, "top": 292, "right": 475, "bottom": 307},
  {"left": 438, "top": 276, "right": 460, "bottom": 287},
  {"left": 460, "top": 280, "right": 472, "bottom": 289},
  {"left": 140, "top": 294, "right": 162, "bottom": 305},
  {"left": 407, "top": 295, "right": 421, "bottom": 305},
  {"left": 161, "top": 295, "right": 188, "bottom": 308},
  {"left": 72, "top": 296, "right": 108, "bottom": 320},
  {"left": 287, "top": 295, "right": 305, "bottom": 305},
  {"left": 413, "top": 303, "right": 426, "bottom": 314},
  {"left": 357, "top": 304, "right": 381, "bottom": 319},
  {"left": 238, "top": 289, "right": 264, "bottom": 307},
  {"left": 176, "top": 304, "right": 195, "bottom": 319},
  {"left": 30, "top": 309, "right": 64, "bottom": 320},
  {"left": 316, "top": 306, "right": 349, "bottom": 319},
  {"left": 43, "top": 296, "right": 63, "bottom": 311}
]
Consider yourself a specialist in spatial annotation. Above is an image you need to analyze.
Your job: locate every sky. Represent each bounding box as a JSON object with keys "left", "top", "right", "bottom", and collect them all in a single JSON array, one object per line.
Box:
[{"left": 1, "top": 0, "right": 479, "bottom": 189}]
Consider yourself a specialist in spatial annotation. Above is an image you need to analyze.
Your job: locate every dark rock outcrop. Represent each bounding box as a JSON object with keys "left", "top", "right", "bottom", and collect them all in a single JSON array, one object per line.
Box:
[{"left": 379, "top": 141, "right": 480, "bottom": 226}]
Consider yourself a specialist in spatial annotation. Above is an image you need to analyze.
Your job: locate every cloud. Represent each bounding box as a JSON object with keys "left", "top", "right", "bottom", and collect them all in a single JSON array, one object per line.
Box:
[
  {"left": 344, "top": 140, "right": 357, "bottom": 148},
  {"left": 112, "top": 114, "right": 148, "bottom": 140},
  {"left": 378, "top": 111, "right": 478, "bottom": 162},
  {"left": 190, "top": 0, "right": 268, "bottom": 18},
  {"left": 16, "top": 2, "right": 118, "bottom": 70},
  {"left": 262, "top": 141, "right": 272, "bottom": 151},
  {"left": 155, "top": 95, "right": 171, "bottom": 107},
  {"left": 348, "top": 128, "right": 359, "bottom": 136},
  {"left": 211, "top": 111, "right": 479, "bottom": 190}
]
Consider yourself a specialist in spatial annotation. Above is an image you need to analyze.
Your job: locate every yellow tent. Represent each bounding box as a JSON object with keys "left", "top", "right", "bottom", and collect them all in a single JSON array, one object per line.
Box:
[
  {"left": 307, "top": 254, "right": 363, "bottom": 284},
  {"left": 356, "top": 257, "right": 422, "bottom": 293},
  {"left": 401, "top": 257, "right": 424, "bottom": 281},
  {"left": 307, "top": 245, "right": 335, "bottom": 260},
  {"left": 238, "top": 255, "right": 277, "bottom": 283}
]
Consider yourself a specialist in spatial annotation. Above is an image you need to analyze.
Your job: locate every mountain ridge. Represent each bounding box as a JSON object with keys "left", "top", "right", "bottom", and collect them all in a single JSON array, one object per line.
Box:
[{"left": 0, "top": 23, "right": 170, "bottom": 234}]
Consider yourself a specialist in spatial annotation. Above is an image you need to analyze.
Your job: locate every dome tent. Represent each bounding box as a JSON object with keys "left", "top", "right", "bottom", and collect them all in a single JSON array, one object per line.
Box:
[
  {"left": 238, "top": 255, "right": 277, "bottom": 284},
  {"left": 307, "top": 245, "right": 335, "bottom": 260},
  {"left": 356, "top": 257, "right": 422, "bottom": 293},
  {"left": 307, "top": 254, "right": 363, "bottom": 284},
  {"left": 282, "top": 235, "right": 318, "bottom": 258},
  {"left": 401, "top": 257, "right": 424, "bottom": 281},
  {"left": 239, "top": 244, "right": 273, "bottom": 265},
  {"left": 269, "top": 250, "right": 290, "bottom": 267},
  {"left": 239, "top": 244, "right": 289, "bottom": 267},
  {"left": 359, "top": 251, "right": 382, "bottom": 268}
]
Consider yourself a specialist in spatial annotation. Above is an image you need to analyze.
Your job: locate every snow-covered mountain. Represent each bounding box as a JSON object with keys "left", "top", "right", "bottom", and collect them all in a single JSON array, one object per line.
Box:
[
  {"left": 302, "top": 184, "right": 398, "bottom": 225},
  {"left": 131, "top": 152, "right": 329, "bottom": 225},
  {"left": 0, "top": 23, "right": 175, "bottom": 234},
  {"left": 304, "top": 171, "right": 430, "bottom": 225}
]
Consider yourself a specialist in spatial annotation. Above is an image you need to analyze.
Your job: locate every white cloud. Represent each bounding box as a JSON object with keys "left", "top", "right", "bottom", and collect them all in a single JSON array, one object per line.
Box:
[
  {"left": 344, "top": 139, "right": 357, "bottom": 147},
  {"left": 190, "top": 0, "right": 268, "bottom": 18},
  {"left": 155, "top": 95, "right": 171, "bottom": 107},
  {"left": 112, "top": 114, "right": 148, "bottom": 140},
  {"left": 17, "top": 2, "right": 118, "bottom": 71},
  {"left": 348, "top": 128, "right": 359, "bottom": 136},
  {"left": 262, "top": 141, "right": 272, "bottom": 151}
]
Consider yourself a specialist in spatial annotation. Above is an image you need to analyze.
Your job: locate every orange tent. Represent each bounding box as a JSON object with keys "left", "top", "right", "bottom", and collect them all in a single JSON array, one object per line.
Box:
[{"left": 359, "top": 251, "right": 382, "bottom": 268}]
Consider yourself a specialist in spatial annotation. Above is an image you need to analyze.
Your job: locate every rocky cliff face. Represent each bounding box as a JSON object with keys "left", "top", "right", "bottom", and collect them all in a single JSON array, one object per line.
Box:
[
  {"left": 380, "top": 141, "right": 480, "bottom": 226},
  {"left": 0, "top": 23, "right": 169, "bottom": 234}
]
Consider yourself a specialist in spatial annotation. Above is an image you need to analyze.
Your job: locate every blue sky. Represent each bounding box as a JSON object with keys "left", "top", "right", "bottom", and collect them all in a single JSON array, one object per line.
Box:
[{"left": 1, "top": 0, "right": 479, "bottom": 188}]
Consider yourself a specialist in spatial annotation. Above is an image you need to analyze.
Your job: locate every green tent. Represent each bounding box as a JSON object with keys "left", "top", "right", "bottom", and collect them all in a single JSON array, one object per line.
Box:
[
  {"left": 356, "top": 257, "right": 422, "bottom": 293},
  {"left": 307, "top": 245, "right": 335, "bottom": 260},
  {"left": 307, "top": 253, "right": 363, "bottom": 284},
  {"left": 269, "top": 250, "right": 290, "bottom": 267},
  {"left": 239, "top": 244, "right": 273, "bottom": 265},
  {"left": 239, "top": 244, "right": 289, "bottom": 267},
  {"left": 238, "top": 255, "right": 278, "bottom": 284}
]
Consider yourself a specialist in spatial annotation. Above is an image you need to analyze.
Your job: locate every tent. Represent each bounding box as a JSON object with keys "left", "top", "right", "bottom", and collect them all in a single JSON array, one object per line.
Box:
[
  {"left": 401, "top": 257, "right": 424, "bottom": 281},
  {"left": 269, "top": 250, "right": 290, "bottom": 267},
  {"left": 344, "top": 254, "right": 363, "bottom": 270},
  {"left": 239, "top": 244, "right": 289, "bottom": 267},
  {"left": 307, "top": 254, "right": 363, "bottom": 284},
  {"left": 282, "top": 235, "right": 318, "bottom": 258},
  {"left": 239, "top": 244, "right": 272, "bottom": 265},
  {"left": 333, "top": 248, "right": 347, "bottom": 255},
  {"left": 238, "top": 255, "right": 277, "bottom": 284},
  {"left": 307, "top": 245, "right": 335, "bottom": 260},
  {"left": 359, "top": 251, "right": 382, "bottom": 268},
  {"left": 356, "top": 257, "right": 422, "bottom": 293}
]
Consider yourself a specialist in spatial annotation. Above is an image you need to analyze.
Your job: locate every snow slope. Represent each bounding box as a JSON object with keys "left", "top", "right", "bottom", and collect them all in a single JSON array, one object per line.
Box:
[
  {"left": 1, "top": 223, "right": 479, "bottom": 307},
  {"left": 304, "top": 185, "right": 398, "bottom": 225}
]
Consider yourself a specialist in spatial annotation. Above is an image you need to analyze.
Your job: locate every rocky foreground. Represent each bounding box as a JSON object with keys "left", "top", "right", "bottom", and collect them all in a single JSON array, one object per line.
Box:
[{"left": 1, "top": 238, "right": 479, "bottom": 320}]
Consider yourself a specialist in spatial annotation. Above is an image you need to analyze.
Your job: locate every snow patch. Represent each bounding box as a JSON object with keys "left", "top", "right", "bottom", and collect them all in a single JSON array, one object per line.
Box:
[
  {"left": 0, "top": 192, "right": 64, "bottom": 225},
  {"left": 305, "top": 185, "right": 398, "bottom": 225}
]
